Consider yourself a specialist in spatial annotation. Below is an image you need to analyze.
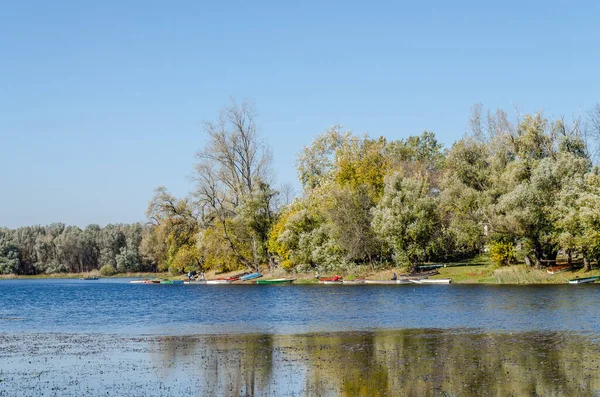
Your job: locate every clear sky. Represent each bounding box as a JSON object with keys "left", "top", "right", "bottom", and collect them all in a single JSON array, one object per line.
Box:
[{"left": 1, "top": 0, "right": 599, "bottom": 228}]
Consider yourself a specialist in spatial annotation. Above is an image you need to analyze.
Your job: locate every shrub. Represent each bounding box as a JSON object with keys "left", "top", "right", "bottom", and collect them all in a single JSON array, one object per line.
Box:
[
  {"left": 44, "top": 262, "right": 69, "bottom": 274},
  {"left": 99, "top": 264, "right": 117, "bottom": 277},
  {"left": 489, "top": 241, "right": 517, "bottom": 266}
]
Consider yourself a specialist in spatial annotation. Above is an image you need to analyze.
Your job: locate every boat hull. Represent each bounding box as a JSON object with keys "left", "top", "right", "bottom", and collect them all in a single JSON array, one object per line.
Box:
[
  {"left": 256, "top": 279, "right": 293, "bottom": 285},
  {"left": 241, "top": 273, "right": 262, "bottom": 281},
  {"left": 364, "top": 280, "right": 398, "bottom": 285},
  {"left": 160, "top": 280, "right": 183, "bottom": 285},
  {"left": 183, "top": 280, "right": 208, "bottom": 285},
  {"left": 342, "top": 280, "right": 365, "bottom": 284},
  {"left": 547, "top": 265, "right": 573, "bottom": 274},
  {"left": 568, "top": 276, "right": 599, "bottom": 284},
  {"left": 206, "top": 280, "right": 232, "bottom": 285},
  {"left": 410, "top": 278, "right": 452, "bottom": 284},
  {"left": 129, "top": 279, "right": 159, "bottom": 284},
  {"left": 319, "top": 280, "right": 342, "bottom": 284}
]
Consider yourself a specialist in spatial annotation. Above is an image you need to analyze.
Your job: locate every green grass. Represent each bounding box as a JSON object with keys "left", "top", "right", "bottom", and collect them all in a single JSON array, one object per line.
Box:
[
  {"left": 293, "top": 278, "right": 319, "bottom": 284},
  {"left": 434, "top": 264, "right": 496, "bottom": 283},
  {"left": 444, "top": 254, "right": 494, "bottom": 267},
  {"left": 434, "top": 259, "right": 600, "bottom": 284}
]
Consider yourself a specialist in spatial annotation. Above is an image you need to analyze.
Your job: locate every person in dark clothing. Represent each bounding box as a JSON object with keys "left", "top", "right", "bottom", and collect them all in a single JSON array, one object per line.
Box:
[{"left": 391, "top": 272, "right": 397, "bottom": 280}]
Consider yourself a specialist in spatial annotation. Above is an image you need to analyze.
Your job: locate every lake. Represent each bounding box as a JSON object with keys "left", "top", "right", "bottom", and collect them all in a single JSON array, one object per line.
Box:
[{"left": 1, "top": 279, "right": 600, "bottom": 396}]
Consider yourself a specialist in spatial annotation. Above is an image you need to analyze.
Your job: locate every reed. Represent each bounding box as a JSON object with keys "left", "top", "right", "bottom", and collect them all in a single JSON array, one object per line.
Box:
[{"left": 493, "top": 266, "right": 555, "bottom": 284}]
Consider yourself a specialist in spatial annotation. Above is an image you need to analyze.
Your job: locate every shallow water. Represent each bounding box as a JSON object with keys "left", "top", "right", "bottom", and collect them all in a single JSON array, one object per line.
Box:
[
  {"left": 1, "top": 330, "right": 599, "bottom": 396},
  {"left": 2, "top": 279, "right": 600, "bottom": 396}
]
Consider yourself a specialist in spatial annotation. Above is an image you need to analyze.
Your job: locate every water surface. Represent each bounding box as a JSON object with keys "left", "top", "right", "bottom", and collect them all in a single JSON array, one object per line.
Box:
[
  {"left": 1, "top": 279, "right": 599, "bottom": 335},
  {"left": 2, "top": 279, "right": 600, "bottom": 396}
]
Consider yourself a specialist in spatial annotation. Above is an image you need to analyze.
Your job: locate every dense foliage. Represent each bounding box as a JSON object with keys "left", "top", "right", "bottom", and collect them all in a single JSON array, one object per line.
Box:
[
  {"left": 3, "top": 102, "right": 600, "bottom": 275},
  {"left": 0, "top": 223, "right": 155, "bottom": 275}
]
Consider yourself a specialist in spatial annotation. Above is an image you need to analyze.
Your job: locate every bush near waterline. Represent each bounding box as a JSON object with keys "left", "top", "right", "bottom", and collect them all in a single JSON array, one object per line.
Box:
[{"left": 99, "top": 265, "right": 117, "bottom": 277}]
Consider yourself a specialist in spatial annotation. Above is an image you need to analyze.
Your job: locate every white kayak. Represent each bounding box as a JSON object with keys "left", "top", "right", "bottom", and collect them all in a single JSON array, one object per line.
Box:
[
  {"left": 205, "top": 279, "right": 232, "bottom": 285},
  {"left": 410, "top": 278, "right": 452, "bottom": 284}
]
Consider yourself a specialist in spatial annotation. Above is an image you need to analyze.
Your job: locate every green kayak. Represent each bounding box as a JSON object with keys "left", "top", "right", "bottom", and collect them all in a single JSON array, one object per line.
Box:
[
  {"left": 256, "top": 278, "right": 294, "bottom": 285},
  {"left": 159, "top": 279, "right": 183, "bottom": 285}
]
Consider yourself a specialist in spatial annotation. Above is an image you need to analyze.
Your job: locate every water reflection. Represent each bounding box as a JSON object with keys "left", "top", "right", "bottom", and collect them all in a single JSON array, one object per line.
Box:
[{"left": 149, "top": 330, "right": 600, "bottom": 396}]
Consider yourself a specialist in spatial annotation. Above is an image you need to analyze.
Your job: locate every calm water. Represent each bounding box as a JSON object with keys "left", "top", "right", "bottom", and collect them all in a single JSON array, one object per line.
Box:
[
  {"left": 1, "top": 278, "right": 600, "bottom": 335},
  {"left": 2, "top": 279, "right": 600, "bottom": 396}
]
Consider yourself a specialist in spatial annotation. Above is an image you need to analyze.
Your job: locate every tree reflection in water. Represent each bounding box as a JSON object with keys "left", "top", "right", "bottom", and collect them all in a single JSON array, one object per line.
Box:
[{"left": 149, "top": 329, "right": 600, "bottom": 396}]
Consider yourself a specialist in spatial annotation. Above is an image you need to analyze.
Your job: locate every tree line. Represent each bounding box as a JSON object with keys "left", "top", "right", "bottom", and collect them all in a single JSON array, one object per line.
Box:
[
  {"left": 0, "top": 223, "right": 156, "bottom": 275},
  {"left": 2, "top": 101, "right": 600, "bottom": 275}
]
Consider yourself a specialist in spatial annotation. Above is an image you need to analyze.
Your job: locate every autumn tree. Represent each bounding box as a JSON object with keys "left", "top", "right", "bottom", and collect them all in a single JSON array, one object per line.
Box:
[{"left": 194, "top": 101, "right": 277, "bottom": 272}]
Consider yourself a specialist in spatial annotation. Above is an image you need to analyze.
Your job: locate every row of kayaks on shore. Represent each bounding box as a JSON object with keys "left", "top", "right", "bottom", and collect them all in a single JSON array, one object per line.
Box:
[
  {"left": 319, "top": 278, "right": 452, "bottom": 284},
  {"left": 129, "top": 276, "right": 453, "bottom": 285},
  {"left": 125, "top": 274, "right": 600, "bottom": 286}
]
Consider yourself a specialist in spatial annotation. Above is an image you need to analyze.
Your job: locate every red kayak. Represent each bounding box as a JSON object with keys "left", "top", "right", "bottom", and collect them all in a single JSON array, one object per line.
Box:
[{"left": 318, "top": 275, "right": 342, "bottom": 282}]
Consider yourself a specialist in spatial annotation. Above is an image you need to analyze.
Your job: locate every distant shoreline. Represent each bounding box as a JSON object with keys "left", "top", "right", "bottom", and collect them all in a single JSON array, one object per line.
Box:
[{"left": 2, "top": 264, "right": 599, "bottom": 284}]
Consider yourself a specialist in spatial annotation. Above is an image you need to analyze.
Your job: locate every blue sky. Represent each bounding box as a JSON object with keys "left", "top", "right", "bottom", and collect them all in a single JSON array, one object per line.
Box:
[{"left": 1, "top": 0, "right": 599, "bottom": 228}]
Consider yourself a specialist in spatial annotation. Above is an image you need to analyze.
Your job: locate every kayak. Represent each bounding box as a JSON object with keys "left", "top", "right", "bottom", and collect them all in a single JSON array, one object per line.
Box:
[
  {"left": 318, "top": 276, "right": 342, "bottom": 282},
  {"left": 364, "top": 280, "right": 398, "bottom": 285},
  {"left": 80, "top": 277, "right": 99, "bottom": 280},
  {"left": 160, "top": 279, "right": 183, "bottom": 285},
  {"left": 183, "top": 280, "right": 207, "bottom": 285},
  {"left": 568, "top": 276, "right": 599, "bottom": 284},
  {"left": 225, "top": 273, "right": 248, "bottom": 281},
  {"left": 129, "top": 279, "right": 160, "bottom": 284},
  {"left": 256, "top": 279, "right": 294, "bottom": 285},
  {"left": 241, "top": 273, "right": 262, "bottom": 281},
  {"left": 342, "top": 279, "right": 365, "bottom": 284},
  {"left": 410, "top": 278, "right": 452, "bottom": 284}
]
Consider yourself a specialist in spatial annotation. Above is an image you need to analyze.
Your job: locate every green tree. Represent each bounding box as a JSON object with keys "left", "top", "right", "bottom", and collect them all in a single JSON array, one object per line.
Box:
[
  {"left": 0, "top": 229, "right": 20, "bottom": 275},
  {"left": 372, "top": 174, "right": 443, "bottom": 271}
]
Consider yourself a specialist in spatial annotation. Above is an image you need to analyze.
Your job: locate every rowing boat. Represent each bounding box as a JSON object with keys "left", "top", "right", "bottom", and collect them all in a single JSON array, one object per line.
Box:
[
  {"left": 318, "top": 276, "right": 342, "bottom": 282},
  {"left": 255, "top": 278, "right": 294, "bottom": 285},
  {"left": 225, "top": 272, "right": 248, "bottom": 281},
  {"left": 241, "top": 272, "right": 262, "bottom": 281},
  {"left": 547, "top": 265, "right": 573, "bottom": 274},
  {"left": 342, "top": 279, "right": 365, "bottom": 284},
  {"left": 364, "top": 280, "right": 398, "bottom": 285},
  {"left": 319, "top": 280, "right": 343, "bottom": 284},
  {"left": 409, "top": 278, "right": 452, "bottom": 284},
  {"left": 206, "top": 279, "right": 232, "bottom": 285},
  {"left": 160, "top": 279, "right": 183, "bottom": 285},
  {"left": 129, "top": 279, "right": 160, "bottom": 284},
  {"left": 183, "top": 280, "right": 207, "bottom": 285},
  {"left": 81, "top": 277, "right": 99, "bottom": 280},
  {"left": 568, "top": 276, "right": 599, "bottom": 284}
]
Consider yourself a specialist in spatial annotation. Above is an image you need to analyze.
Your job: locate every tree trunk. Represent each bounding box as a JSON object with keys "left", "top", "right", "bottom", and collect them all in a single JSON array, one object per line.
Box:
[
  {"left": 584, "top": 257, "right": 591, "bottom": 272},
  {"left": 567, "top": 250, "right": 572, "bottom": 266},
  {"left": 534, "top": 255, "right": 542, "bottom": 269},
  {"left": 524, "top": 255, "right": 532, "bottom": 267},
  {"left": 251, "top": 237, "right": 259, "bottom": 270},
  {"left": 219, "top": 218, "right": 255, "bottom": 271},
  {"left": 533, "top": 239, "right": 543, "bottom": 269}
]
